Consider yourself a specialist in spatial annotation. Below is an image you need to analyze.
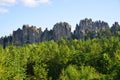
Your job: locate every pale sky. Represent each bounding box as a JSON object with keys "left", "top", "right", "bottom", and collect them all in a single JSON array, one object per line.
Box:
[{"left": 0, "top": 0, "right": 120, "bottom": 37}]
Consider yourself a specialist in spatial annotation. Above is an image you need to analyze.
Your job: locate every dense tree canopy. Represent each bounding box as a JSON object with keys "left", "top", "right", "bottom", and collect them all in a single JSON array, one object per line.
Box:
[{"left": 0, "top": 36, "right": 120, "bottom": 80}]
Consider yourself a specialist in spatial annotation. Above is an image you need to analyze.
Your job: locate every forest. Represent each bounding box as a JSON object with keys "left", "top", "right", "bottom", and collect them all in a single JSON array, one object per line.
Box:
[{"left": 0, "top": 36, "right": 120, "bottom": 80}]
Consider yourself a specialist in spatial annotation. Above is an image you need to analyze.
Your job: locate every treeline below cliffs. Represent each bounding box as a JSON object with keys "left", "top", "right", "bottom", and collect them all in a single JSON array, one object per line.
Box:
[{"left": 0, "top": 36, "right": 120, "bottom": 80}]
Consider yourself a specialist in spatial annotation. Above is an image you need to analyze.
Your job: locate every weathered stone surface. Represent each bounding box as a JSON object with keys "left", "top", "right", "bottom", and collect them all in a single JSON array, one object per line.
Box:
[
  {"left": 41, "top": 28, "right": 53, "bottom": 41},
  {"left": 13, "top": 28, "right": 23, "bottom": 45},
  {"left": 93, "top": 21, "right": 109, "bottom": 31},
  {"left": 53, "top": 22, "right": 72, "bottom": 41},
  {"left": 111, "top": 22, "right": 120, "bottom": 31},
  {"left": 74, "top": 18, "right": 109, "bottom": 39},
  {"left": 22, "top": 25, "right": 42, "bottom": 44},
  {"left": 0, "top": 37, "right": 3, "bottom": 46},
  {"left": 79, "top": 18, "right": 93, "bottom": 30},
  {"left": 110, "top": 22, "right": 120, "bottom": 35},
  {"left": 13, "top": 25, "right": 42, "bottom": 45},
  {"left": 0, "top": 18, "right": 117, "bottom": 48}
]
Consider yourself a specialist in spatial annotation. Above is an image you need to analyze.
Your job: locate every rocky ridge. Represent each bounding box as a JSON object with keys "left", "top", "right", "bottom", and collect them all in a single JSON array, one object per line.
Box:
[{"left": 0, "top": 18, "right": 120, "bottom": 48}]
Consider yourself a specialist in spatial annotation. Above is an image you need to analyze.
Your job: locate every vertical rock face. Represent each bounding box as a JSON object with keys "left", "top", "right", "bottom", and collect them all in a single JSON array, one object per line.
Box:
[
  {"left": 13, "top": 28, "right": 23, "bottom": 45},
  {"left": 13, "top": 25, "right": 42, "bottom": 45},
  {"left": 111, "top": 22, "right": 120, "bottom": 32},
  {"left": 22, "top": 25, "right": 42, "bottom": 44},
  {"left": 74, "top": 18, "right": 92, "bottom": 39},
  {"left": 111, "top": 22, "right": 120, "bottom": 35},
  {"left": 93, "top": 21, "right": 109, "bottom": 31},
  {"left": 0, "top": 37, "right": 3, "bottom": 47},
  {"left": 41, "top": 28, "right": 53, "bottom": 41},
  {"left": 1, "top": 18, "right": 118, "bottom": 48},
  {"left": 78, "top": 18, "right": 93, "bottom": 30},
  {"left": 74, "top": 18, "right": 109, "bottom": 39},
  {"left": 53, "top": 22, "right": 72, "bottom": 41}
]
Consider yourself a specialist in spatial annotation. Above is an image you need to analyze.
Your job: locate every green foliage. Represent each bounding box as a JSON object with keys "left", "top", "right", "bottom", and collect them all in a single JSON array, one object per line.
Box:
[
  {"left": 60, "top": 65, "right": 80, "bottom": 80},
  {"left": 0, "top": 36, "right": 120, "bottom": 80},
  {"left": 60, "top": 65, "right": 102, "bottom": 80}
]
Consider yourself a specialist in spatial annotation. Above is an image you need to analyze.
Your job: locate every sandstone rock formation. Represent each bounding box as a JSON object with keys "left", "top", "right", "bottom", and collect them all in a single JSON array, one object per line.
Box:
[
  {"left": 53, "top": 22, "right": 72, "bottom": 41},
  {"left": 41, "top": 22, "right": 72, "bottom": 41},
  {"left": 111, "top": 22, "right": 120, "bottom": 35},
  {"left": 74, "top": 18, "right": 109, "bottom": 39},
  {"left": 41, "top": 28, "right": 53, "bottom": 41},
  {"left": 0, "top": 18, "right": 119, "bottom": 48},
  {"left": 0, "top": 22, "right": 73, "bottom": 47},
  {"left": 13, "top": 25, "right": 42, "bottom": 46},
  {"left": 0, "top": 37, "right": 3, "bottom": 46}
]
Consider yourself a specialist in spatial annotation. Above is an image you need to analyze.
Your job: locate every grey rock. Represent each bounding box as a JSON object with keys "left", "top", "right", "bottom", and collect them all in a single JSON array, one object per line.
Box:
[
  {"left": 74, "top": 18, "right": 109, "bottom": 39},
  {"left": 13, "top": 25, "right": 42, "bottom": 45},
  {"left": 13, "top": 28, "right": 23, "bottom": 45},
  {"left": 111, "top": 22, "right": 120, "bottom": 35},
  {"left": 41, "top": 28, "right": 53, "bottom": 41},
  {"left": 22, "top": 25, "right": 42, "bottom": 44},
  {"left": 0, "top": 37, "right": 3, "bottom": 46},
  {"left": 0, "top": 18, "right": 114, "bottom": 48},
  {"left": 53, "top": 22, "right": 72, "bottom": 41},
  {"left": 93, "top": 21, "right": 109, "bottom": 31}
]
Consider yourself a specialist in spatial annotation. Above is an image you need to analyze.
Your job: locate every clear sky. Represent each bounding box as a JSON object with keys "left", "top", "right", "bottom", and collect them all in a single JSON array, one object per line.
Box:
[{"left": 0, "top": 0, "right": 120, "bottom": 37}]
